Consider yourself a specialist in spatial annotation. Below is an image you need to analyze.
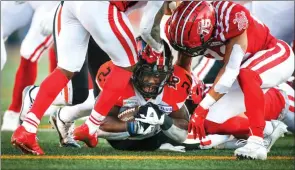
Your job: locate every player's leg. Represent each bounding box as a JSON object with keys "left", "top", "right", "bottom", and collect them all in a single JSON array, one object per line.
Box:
[
  {"left": 8, "top": 12, "right": 53, "bottom": 112},
  {"left": 277, "top": 83, "right": 295, "bottom": 133},
  {"left": 1, "top": 1, "right": 33, "bottom": 130},
  {"left": 11, "top": 2, "right": 90, "bottom": 155},
  {"left": 1, "top": 1, "right": 33, "bottom": 39},
  {"left": 239, "top": 40, "right": 293, "bottom": 137},
  {"left": 73, "top": 2, "right": 138, "bottom": 147},
  {"left": 48, "top": 44, "right": 57, "bottom": 72},
  {"left": 234, "top": 40, "right": 293, "bottom": 160}
]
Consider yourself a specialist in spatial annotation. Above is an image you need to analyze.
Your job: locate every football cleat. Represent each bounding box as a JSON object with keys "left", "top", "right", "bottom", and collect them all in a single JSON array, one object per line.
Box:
[
  {"left": 264, "top": 120, "right": 288, "bottom": 152},
  {"left": 1, "top": 110, "right": 20, "bottom": 131},
  {"left": 214, "top": 138, "right": 247, "bottom": 150},
  {"left": 234, "top": 136, "right": 267, "bottom": 160},
  {"left": 19, "top": 85, "right": 37, "bottom": 124},
  {"left": 73, "top": 124, "right": 98, "bottom": 148},
  {"left": 49, "top": 108, "right": 80, "bottom": 148},
  {"left": 11, "top": 126, "right": 44, "bottom": 155}
]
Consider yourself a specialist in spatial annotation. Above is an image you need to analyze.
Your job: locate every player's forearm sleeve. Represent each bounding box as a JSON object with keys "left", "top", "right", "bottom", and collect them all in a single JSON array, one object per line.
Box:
[
  {"left": 139, "top": 1, "right": 165, "bottom": 52},
  {"left": 161, "top": 115, "right": 188, "bottom": 143},
  {"left": 214, "top": 44, "right": 245, "bottom": 94}
]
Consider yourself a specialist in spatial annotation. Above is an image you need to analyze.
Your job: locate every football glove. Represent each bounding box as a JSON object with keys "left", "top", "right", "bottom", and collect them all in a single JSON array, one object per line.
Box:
[
  {"left": 126, "top": 120, "right": 156, "bottom": 137},
  {"left": 188, "top": 105, "right": 209, "bottom": 140},
  {"left": 134, "top": 102, "right": 165, "bottom": 125}
]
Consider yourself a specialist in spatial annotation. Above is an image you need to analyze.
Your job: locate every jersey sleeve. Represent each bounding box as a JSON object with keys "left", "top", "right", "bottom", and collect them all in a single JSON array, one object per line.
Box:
[
  {"left": 223, "top": 4, "right": 251, "bottom": 40},
  {"left": 163, "top": 65, "right": 192, "bottom": 111}
]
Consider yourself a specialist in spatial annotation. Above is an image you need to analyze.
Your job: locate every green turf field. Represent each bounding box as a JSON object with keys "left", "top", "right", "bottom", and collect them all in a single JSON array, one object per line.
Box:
[{"left": 1, "top": 46, "right": 295, "bottom": 170}]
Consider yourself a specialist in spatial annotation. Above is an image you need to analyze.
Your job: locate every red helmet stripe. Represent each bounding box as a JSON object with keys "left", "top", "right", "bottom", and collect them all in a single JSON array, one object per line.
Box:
[
  {"left": 174, "top": 1, "right": 194, "bottom": 45},
  {"left": 180, "top": 1, "right": 202, "bottom": 46}
]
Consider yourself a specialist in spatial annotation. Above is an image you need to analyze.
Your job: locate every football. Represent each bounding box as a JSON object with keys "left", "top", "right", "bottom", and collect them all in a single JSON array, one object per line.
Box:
[{"left": 118, "top": 106, "right": 140, "bottom": 122}]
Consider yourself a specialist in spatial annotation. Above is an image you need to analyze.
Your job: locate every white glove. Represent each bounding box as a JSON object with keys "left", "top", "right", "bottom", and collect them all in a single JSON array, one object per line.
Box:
[
  {"left": 136, "top": 107, "right": 165, "bottom": 125},
  {"left": 159, "top": 143, "right": 186, "bottom": 152},
  {"left": 135, "top": 103, "right": 165, "bottom": 125}
]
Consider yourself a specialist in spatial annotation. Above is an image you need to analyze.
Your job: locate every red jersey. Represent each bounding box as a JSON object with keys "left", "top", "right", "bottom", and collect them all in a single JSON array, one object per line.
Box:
[
  {"left": 116, "top": 65, "right": 192, "bottom": 113},
  {"left": 110, "top": 1, "right": 138, "bottom": 12},
  {"left": 204, "top": 1, "right": 277, "bottom": 60}
]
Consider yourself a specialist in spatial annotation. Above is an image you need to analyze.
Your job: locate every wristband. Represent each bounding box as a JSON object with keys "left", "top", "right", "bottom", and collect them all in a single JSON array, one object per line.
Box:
[{"left": 199, "top": 94, "right": 216, "bottom": 109}]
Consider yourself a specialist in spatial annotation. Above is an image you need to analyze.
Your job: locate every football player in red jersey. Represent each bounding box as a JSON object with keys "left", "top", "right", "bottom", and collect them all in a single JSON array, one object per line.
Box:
[
  {"left": 11, "top": 1, "right": 174, "bottom": 155},
  {"left": 165, "top": 1, "right": 294, "bottom": 160},
  {"left": 1, "top": 1, "right": 59, "bottom": 131},
  {"left": 189, "top": 79, "right": 294, "bottom": 151},
  {"left": 87, "top": 37, "right": 191, "bottom": 151}
]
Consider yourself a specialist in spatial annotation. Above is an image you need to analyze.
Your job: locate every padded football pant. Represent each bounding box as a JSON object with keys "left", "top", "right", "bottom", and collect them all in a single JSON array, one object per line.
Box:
[
  {"left": 54, "top": 18, "right": 110, "bottom": 104},
  {"left": 107, "top": 131, "right": 180, "bottom": 151}
]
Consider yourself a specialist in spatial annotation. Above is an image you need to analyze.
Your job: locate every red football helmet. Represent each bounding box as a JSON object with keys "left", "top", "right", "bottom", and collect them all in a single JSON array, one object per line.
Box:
[{"left": 165, "top": 1, "right": 216, "bottom": 57}]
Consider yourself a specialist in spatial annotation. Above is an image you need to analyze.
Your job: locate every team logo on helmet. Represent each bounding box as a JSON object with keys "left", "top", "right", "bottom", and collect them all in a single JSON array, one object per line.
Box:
[
  {"left": 233, "top": 11, "right": 248, "bottom": 31},
  {"left": 197, "top": 19, "right": 212, "bottom": 36}
]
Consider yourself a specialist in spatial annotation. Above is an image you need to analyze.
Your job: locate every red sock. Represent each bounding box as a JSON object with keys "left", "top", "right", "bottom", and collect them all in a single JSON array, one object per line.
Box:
[
  {"left": 94, "top": 65, "right": 132, "bottom": 116},
  {"left": 48, "top": 44, "right": 57, "bottom": 73},
  {"left": 205, "top": 116, "right": 250, "bottom": 135},
  {"left": 88, "top": 73, "right": 93, "bottom": 89},
  {"left": 264, "top": 88, "right": 285, "bottom": 120},
  {"left": 30, "top": 69, "right": 69, "bottom": 120},
  {"left": 238, "top": 69, "right": 265, "bottom": 137},
  {"left": 8, "top": 57, "right": 37, "bottom": 112}
]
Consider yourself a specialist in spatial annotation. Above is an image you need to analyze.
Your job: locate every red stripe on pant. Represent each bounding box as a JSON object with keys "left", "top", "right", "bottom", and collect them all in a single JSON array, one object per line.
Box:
[
  {"left": 28, "top": 35, "right": 52, "bottom": 61},
  {"left": 256, "top": 42, "right": 291, "bottom": 74},
  {"left": 246, "top": 44, "right": 281, "bottom": 70},
  {"left": 57, "top": 6, "right": 63, "bottom": 35},
  {"left": 108, "top": 4, "right": 135, "bottom": 66},
  {"left": 117, "top": 11, "right": 137, "bottom": 62}
]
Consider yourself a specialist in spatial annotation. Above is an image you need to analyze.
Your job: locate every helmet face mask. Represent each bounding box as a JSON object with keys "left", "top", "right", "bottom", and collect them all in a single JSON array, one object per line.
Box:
[
  {"left": 133, "top": 37, "right": 173, "bottom": 99},
  {"left": 165, "top": 1, "right": 217, "bottom": 57},
  {"left": 171, "top": 37, "right": 215, "bottom": 57},
  {"left": 133, "top": 63, "right": 172, "bottom": 98}
]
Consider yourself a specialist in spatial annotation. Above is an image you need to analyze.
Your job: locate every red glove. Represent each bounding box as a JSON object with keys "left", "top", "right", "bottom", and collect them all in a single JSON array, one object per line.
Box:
[
  {"left": 188, "top": 105, "right": 209, "bottom": 140},
  {"left": 191, "top": 80, "right": 205, "bottom": 104}
]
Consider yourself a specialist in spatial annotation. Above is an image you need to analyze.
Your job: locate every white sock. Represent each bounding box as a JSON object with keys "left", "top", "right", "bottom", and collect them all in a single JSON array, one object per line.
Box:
[
  {"left": 22, "top": 112, "right": 40, "bottom": 133},
  {"left": 85, "top": 110, "right": 105, "bottom": 135},
  {"left": 263, "top": 121, "right": 274, "bottom": 136},
  {"left": 59, "top": 90, "right": 95, "bottom": 122}
]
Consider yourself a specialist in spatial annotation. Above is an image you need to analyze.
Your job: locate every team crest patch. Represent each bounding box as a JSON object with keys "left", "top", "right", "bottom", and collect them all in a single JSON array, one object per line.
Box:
[
  {"left": 233, "top": 11, "right": 248, "bottom": 31},
  {"left": 158, "top": 105, "right": 173, "bottom": 113}
]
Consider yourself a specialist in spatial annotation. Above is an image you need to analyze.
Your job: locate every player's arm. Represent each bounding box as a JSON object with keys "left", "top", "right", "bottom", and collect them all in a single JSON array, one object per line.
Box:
[
  {"left": 139, "top": 1, "right": 165, "bottom": 52},
  {"left": 161, "top": 105, "right": 189, "bottom": 143},
  {"left": 175, "top": 52, "right": 192, "bottom": 72},
  {"left": 100, "top": 106, "right": 127, "bottom": 132},
  {"left": 202, "top": 30, "right": 248, "bottom": 108}
]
